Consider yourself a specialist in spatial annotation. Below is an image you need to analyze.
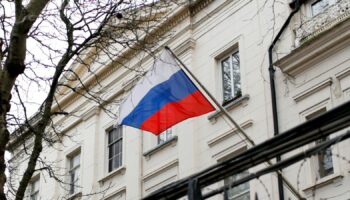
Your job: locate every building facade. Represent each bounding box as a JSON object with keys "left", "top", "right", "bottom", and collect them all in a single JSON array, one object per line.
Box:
[{"left": 8, "top": 0, "right": 350, "bottom": 199}]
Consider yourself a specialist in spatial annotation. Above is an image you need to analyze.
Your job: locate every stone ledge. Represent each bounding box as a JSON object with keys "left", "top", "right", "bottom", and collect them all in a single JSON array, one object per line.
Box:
[
  {"left": 207, "top": 119, "right": 253, "bottom": 147},
  {"left": 98, "top": 166, "right": 126, "bottom": 184},
  {"left": 67, "top": 192, "right": 82, "bottom": 200},
  {"left": 143, "top": 136, "right": 178, "bottom": 159},
  {"left": 292, "top": 78, "right": 333, "bottom": 102},
  {"left": 302, "top": 173, "right": 344, "bottom": 192},
  {"left": 207, "top": 94, "right": 249, "bottom": 121}
]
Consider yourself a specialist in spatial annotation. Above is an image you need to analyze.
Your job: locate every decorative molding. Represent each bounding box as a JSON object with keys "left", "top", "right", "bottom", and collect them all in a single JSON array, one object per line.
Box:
[
  {"left": 296, "top": 0, "right": 350, "bottom": 43},
  {"left": 335, "top": 66, "right": 350, "bottom": 80},
  {"left": 207, "top": 94, "right": 250, "bottom": 121},
  {"left": 212, "top": 141, "right": 247, "bottom": 161},
  {"left": 98, "top": 166, "right": 126, "bottom": 184},
  {"left": 193, "top": 0, "right": 250, "bottom": 39},
  {"left": 51, "top": 0, "right": 223, "bottom": 113},
  {"left": 299, "top": 98, "right": 330, "bottom": 120},
  {"left": 292, "top": 78, "right": 332, "bottom": 102},
  {"left": 143, "top": 136, "right": 178, "bottom": 159},
  {"left": 143, "top": 159, "right": 178, "bottom": 181},
  {"left": 173, "top": 38, "right": 196, "bottom": 57},
  {"left": 210, "top": 36, "right": 240, "bottom": 59},
  {"left": 302, "top": 173, "right": 344, "bottom": 192},
  {"left": 67, "top": 192, "right": 82, "bottom": 200},
  {"left": 59, "top": 118, "right": 83, "bottom": 135},
  {"left": 144, "top": 174, "right": 177, "bottom": 194},
  {"left": 343, "top": 86, "right": 350, "bottom": 96},
  {"left": 81, "top": 106, "right": 99, "bottom": 121},
  {"left": 65, "top": 146, "right": 81, "bottom": 158},
  {"left": 276, "top": 18, "right": 350, "bottom": 76},
  {"left": 207, "top": 120, "right": 253, "bottom": 147},
  {"left": 189, "top": 0, "right": 214, "bottom": 16},
  {"left": 103, "top": 186, "right": 126, "bottom": 200}
]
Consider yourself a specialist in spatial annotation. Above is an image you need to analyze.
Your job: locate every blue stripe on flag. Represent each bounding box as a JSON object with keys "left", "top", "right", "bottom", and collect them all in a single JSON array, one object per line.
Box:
[{"left": 121, "top": 70, "right": 198, "bottom": 128}]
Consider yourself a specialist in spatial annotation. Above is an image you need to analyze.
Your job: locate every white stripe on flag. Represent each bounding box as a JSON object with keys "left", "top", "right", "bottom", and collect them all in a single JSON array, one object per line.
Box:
[{"left": 118, "top": 50, "right": 181, "bottom": 124}]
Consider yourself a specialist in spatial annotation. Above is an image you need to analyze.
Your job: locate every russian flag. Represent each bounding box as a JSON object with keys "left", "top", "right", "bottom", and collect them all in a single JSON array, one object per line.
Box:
[{"left": 118, "top": 50, "right": 215, "bottom": 135}]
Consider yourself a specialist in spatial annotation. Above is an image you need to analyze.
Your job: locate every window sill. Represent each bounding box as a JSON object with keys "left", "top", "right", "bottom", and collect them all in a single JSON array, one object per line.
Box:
[
  {"left": 143, "top": 136, "right": 178, "bottom": 159},
  {"left": 207, "top": 94, "right": 249, "bottom": 121},
  {"left": 67, "top": 192, "right": 82, "bottom": 200},
  {"left": 302, "top": 173, "right": 344, "bottom": 192},
  {"left": 98, "top": 166, "right": 126, "bottom": 184}
]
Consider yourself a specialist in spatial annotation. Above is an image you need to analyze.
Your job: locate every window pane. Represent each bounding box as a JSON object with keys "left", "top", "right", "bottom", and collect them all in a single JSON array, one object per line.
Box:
[
  {"left": 71, "top": 154, "right": 80, "bottom": 168},
  {"left": 312, "top": 0, "right": 329, "bottom": 16},
  {"left": 232, "top": 52, "right": 241, "bottom": 97},
  {"left": 117, "top": 127, "right": 123, "bottom": 140},
  {"left": 109, "top": 158, "right": 113, "bottom": 172},
  {"left": 306, "top": 108, "right": 334, "bottom": 178},
  {"left": 69, "top": 153, "right": 80, "bottom": 194},
  {"left": 316, "top": 138, "right": 334, "bottom": 178},
  {"left": 222, "top": 57, "right": 233, "bottom": 102},
  {"left": 70, "top": 167, "right": 80, "bottom": 194},
  {"left": 108, "top": 127, "right": 123, "bottom": 172},
  {"left": 32, "top": 179, "right": 39, "bottom": 192},
  {"left": 222, "top": 51, "right": 241, "bottom": 103},
  {"left": 31, "top": 179, "right": 40, "bottom": 200},
  {"left": 225, "top": 171, "right": 250, "bottom": 200},
  {"left": 30, "top": 193, "right": 38, "bottom": 200},
  {"left": 157, "top": 129, "right": 173, "bottom": 144}
]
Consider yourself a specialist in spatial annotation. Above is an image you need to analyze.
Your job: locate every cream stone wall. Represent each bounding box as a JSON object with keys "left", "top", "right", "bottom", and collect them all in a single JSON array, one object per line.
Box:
[{"left": 9, "top": 0, "right": 350, "bottom": 199}]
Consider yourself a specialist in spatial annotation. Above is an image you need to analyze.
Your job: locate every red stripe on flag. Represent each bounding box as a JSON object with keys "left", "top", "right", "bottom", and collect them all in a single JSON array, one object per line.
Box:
[{"left": 140, "top": 90, "right": 215, "bottom": 135}]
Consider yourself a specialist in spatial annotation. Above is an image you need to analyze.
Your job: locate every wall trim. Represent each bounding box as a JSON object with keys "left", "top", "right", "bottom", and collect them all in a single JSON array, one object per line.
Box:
[
  {"left": 103, "top": 186, "right": 126, "bottom": 200},
  {"left": 143, "top": 159, "right": 178, "bottom": 181},
  {"left": 207, "top": 119, "right": 253, "bottom": 147},
  {"left": 292, "top": 78, "right": 332, "bottom": 102}
]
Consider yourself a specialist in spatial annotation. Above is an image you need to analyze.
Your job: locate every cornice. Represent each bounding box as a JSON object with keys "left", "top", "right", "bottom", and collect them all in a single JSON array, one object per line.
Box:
[
  {"left": 275, "top": 18, "right": 350, "bottom": 76},
  {"left": 52, "top": 5, "right": 189, "bottom": 111}
]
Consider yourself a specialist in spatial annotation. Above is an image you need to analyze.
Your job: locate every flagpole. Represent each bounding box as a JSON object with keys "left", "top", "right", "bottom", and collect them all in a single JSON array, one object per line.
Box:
[
  {"left": 164, "top": 46, "right": 303, "bottom": 199},
  {"left": 164, "top": 46, "right": 254, "bottom": 145}
]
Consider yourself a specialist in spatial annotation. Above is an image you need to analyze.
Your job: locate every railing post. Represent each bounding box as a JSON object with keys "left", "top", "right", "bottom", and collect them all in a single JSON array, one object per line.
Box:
[
  {"left": 188, "top": 178, "right": 202, "bottom": 200},
  {"left": 223, "top": 189, "right": 229, "bottom": 200}
]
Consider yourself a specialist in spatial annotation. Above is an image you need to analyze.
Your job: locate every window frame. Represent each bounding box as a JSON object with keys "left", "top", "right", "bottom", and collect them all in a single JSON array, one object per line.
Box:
[
  {"left": 315, "top": 137, "right": 334, "bottom": 178},
  {"left": 30, "top": 177, "right": 40, "bottom": 200},
  {"left": 107, "top": 126, "right": 123, "bottom": 173},
  {"left": 224, "top": 170, "right": 250, "bottom": 200},
  {"left": 218, "top": 146, "right": 250, "bottom": 200},
  {"left": 220, "top": 50, "right": 242, "bottom": 106},
  {"left": 68, "top": 151, "right": 81, "bottom": 195},
  {"left": 304, "top": 107, "right": 335, "bottom": 179},
  {"left": 308, "top": 0, "right": 337, "bottom": 17},
  {"left": 157, "top": 128, "right": 174, "bottom": 145},
  {"left": 310, "top": 0, "right": 330, "bottom": 16}
]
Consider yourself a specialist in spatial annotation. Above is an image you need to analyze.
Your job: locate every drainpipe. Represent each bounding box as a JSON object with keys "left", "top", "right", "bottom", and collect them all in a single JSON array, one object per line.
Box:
[{"left": 268, "top": 0, "right": 302, "bottom": 199}]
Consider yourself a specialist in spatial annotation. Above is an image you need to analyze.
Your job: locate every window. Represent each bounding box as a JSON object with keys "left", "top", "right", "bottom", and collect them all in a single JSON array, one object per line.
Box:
[
  {"left": 30, "top": 178, "right": 40, "bottom": 200},
  {"left": 316, "top": 137, "right": 334, "bottom": 178},
  {"left": 221, "top": 147, "right": 250, "bottom": 200},
  {"left": 157, "top": 129, "right": 173, "bottom": 145},
  {"left": 108, "top": 126, "right": 123, "bottom": 172},
  {"left": 306, "top": 108, "right": 334, "bottom": 178},
  {"left": 69, "top": 153, "right": 80, "bottom": 195},
  {"left": 311, "top": 0, "right": 329, "bottom": 16},
  {"left": 221, "top": 51, "right": 241, "bottom": 105},
  {"left": 224, "top": 171, "right": 250, "bottom": 200}
]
